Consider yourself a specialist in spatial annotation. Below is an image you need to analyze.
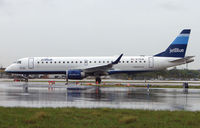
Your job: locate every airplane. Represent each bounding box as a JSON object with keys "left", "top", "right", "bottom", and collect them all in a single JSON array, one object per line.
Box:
[{"left": 5, "top": 29, "right": 194, "bottom": 84}]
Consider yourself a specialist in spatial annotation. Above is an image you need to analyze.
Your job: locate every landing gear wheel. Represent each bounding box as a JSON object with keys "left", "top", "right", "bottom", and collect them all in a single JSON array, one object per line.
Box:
[{"left": 95, "top": 77, "right": 101, "bottom": 84}]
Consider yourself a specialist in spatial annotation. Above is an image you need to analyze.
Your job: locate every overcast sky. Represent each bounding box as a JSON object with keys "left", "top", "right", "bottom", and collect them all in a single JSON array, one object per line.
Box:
[{"left": 0, "top": 0, "right": 199, "bottom": 69}]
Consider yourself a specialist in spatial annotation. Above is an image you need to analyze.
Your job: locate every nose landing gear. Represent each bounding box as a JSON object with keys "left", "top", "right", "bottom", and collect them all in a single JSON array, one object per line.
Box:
[{"left": 22, "top": 74, "right": 29, "bottom": 82}]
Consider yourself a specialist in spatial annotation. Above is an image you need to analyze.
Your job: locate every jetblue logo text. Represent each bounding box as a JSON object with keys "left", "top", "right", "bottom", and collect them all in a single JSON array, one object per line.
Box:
[
  {"left": 41, "top": 58, "right": 53, "bottom": 61},
  {"left": 169, "top": 48, "right": 184, "bottom": 53}
]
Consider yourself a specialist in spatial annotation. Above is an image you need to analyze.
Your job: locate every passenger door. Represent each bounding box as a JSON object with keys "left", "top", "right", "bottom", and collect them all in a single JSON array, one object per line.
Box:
[
  {"left": 28, "top": 58, "right": 34, "bottom": 69},
  {"left": 148, "top": 57, "right": 154, "bottom": 68}
]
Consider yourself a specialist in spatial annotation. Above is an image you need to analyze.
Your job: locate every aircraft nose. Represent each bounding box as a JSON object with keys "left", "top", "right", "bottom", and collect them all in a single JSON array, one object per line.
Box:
[
  {"left": 5, "top": 67, "right": 9, "bottom": 73},
  {"left": 5, "top": 65, "right": 12, "bottom": 73}
]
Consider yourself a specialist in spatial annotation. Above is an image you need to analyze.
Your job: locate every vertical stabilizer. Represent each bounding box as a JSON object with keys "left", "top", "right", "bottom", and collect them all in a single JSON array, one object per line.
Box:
[{"left": 154, "top": 29, "right": 191, "bottom": 58}]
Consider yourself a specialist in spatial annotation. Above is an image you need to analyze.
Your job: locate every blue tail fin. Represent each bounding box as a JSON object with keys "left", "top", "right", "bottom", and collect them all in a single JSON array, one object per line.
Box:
[{"left": 154, "top": 29, "right": 191, "bottom": 58}]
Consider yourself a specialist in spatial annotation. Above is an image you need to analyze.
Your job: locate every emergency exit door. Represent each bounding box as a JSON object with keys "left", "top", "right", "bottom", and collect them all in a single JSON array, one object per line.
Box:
[{"left": 28, "top": 58, "right": 34, "bottom": 69}]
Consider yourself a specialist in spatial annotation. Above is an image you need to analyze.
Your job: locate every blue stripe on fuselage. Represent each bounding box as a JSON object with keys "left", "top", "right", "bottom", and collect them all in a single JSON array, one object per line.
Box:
[
  {"left": 6, "top": 70, "right": 150, "bottom": 75},
  {"left": 108, "top": 70, "right": 149, "bottom": 75}
]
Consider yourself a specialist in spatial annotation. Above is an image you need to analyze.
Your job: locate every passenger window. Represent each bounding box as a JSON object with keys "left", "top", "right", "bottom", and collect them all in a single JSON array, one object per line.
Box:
[
  {"left": 99, "top": 61, "right": 101, "bottom": 63},
  {"left": 46, "top": 62, "right": 48, "bottom": 64},
  {"left": 50, "top": 62, "right": 52, "bottom": 64},
  {"left": 71, "top": 61, "right": 73, "bottom": 63},
  {"left": 89, "top": 61, "right": 92, "bottom": 63},
  {"left": 67, "top": 61, "right": 69, "bottom": 63},
  {"left": 131, "top": 61, "right": 133, "bottom": 63},
  {"left": 37, "top": 62, "right": 39, "bottom": 64},
  {"left": 94, "top": 61, "right": 96, "bottom": 63},
  {"left": 76, "top": 61, "right": 78, "bottom": 63},
  {"left": 127, "top": 61, "right": 129, "bottom": 63},
  {"left": 80, "top": 61, "right": 82, "bottom": 63},
  {"left": 54, "top": 61, "right": 56, "bottom": 64},
  {"left": 59, "top": 61, "right": 61, "bottom": 63},
  {"left": 63, "top": 61, "right": 65, "bottom": 63},
  {"left": 107, "top": 61, "right": 109, "bottom": 63},
  {"left": 103, "top": 61, "right": 105, "bottom": 63}
]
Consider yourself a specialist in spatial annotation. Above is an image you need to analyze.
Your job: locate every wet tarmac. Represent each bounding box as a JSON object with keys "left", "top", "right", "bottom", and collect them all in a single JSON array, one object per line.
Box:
[{"left": 0, "top": 82, "right": 200, "bottom": 111}]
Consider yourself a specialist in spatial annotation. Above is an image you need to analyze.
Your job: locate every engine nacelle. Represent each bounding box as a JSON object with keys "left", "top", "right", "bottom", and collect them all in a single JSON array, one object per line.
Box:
[{"left": 67, "top": 70, "right": 85, "bottom": 79}]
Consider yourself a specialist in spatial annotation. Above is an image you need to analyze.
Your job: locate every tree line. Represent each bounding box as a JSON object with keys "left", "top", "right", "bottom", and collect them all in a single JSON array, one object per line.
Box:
[{"left": 111, "top": 69, "right": 200, "bottom": 80}]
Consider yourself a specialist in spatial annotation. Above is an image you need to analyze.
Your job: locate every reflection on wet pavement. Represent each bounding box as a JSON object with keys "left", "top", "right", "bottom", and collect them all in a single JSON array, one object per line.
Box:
[{"left": 0, "top": 82, "right": 199, "bottom": 111}]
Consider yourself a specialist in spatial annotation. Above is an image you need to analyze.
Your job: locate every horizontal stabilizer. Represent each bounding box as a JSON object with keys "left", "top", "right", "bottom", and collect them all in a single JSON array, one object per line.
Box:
[{"left": 169, "top": 56, "right": 194, "bottom": 63}]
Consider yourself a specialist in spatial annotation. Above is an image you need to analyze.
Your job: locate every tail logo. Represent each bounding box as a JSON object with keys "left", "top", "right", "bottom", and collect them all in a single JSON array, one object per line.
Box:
[{"left": 169, "top": 48, "right": 184, "bottom": 53}]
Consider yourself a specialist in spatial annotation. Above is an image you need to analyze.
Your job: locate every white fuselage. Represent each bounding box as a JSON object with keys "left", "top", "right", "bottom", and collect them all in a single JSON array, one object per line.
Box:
[
  {"left": 5, "top": 29, "right": 194, "bottom": 81},
  {"left": 5, "top": 56, "right": 187, "bottom": 75}
]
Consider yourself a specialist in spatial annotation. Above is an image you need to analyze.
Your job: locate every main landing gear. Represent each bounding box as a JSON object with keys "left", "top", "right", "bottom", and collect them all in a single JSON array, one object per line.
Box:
[{"left": 95, "top": 77, "right": 101, "bottom": 84}]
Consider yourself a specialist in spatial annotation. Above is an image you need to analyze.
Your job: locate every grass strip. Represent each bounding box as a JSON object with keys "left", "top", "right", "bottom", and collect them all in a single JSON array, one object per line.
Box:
[{"left": 0, "top": 107, "right": 200, "bottom": 128}]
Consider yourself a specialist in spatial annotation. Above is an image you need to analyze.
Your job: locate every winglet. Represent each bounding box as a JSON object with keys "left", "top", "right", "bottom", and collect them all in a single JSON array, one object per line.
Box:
[{"left": 112, "top": 54, "right": 123, "bottom": 64}]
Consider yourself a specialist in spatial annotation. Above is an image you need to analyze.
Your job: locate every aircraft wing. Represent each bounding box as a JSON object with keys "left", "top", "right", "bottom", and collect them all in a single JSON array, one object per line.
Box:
[
  {"left": 80, "top": 54, "right": 123, "bottom": 74},
  {"left": 169, "top": 56, "right": 194, "bottom": 63}
]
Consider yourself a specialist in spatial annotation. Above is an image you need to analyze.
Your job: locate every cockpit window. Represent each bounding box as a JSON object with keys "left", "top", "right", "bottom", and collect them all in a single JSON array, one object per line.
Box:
[{"left": 17, "top": 61, "right": 21, "bottom": 64}]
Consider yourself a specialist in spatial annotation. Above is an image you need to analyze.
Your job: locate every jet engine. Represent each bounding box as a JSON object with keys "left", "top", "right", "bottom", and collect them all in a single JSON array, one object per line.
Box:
[{"left": 67, "top": 70, "right": 86, "bottom": 80}]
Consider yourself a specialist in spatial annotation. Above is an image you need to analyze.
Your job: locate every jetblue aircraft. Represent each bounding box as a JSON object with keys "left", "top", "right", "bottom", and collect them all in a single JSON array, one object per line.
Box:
[{"left": 5, "top": 29, "right": 194, "bottom": 84}]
